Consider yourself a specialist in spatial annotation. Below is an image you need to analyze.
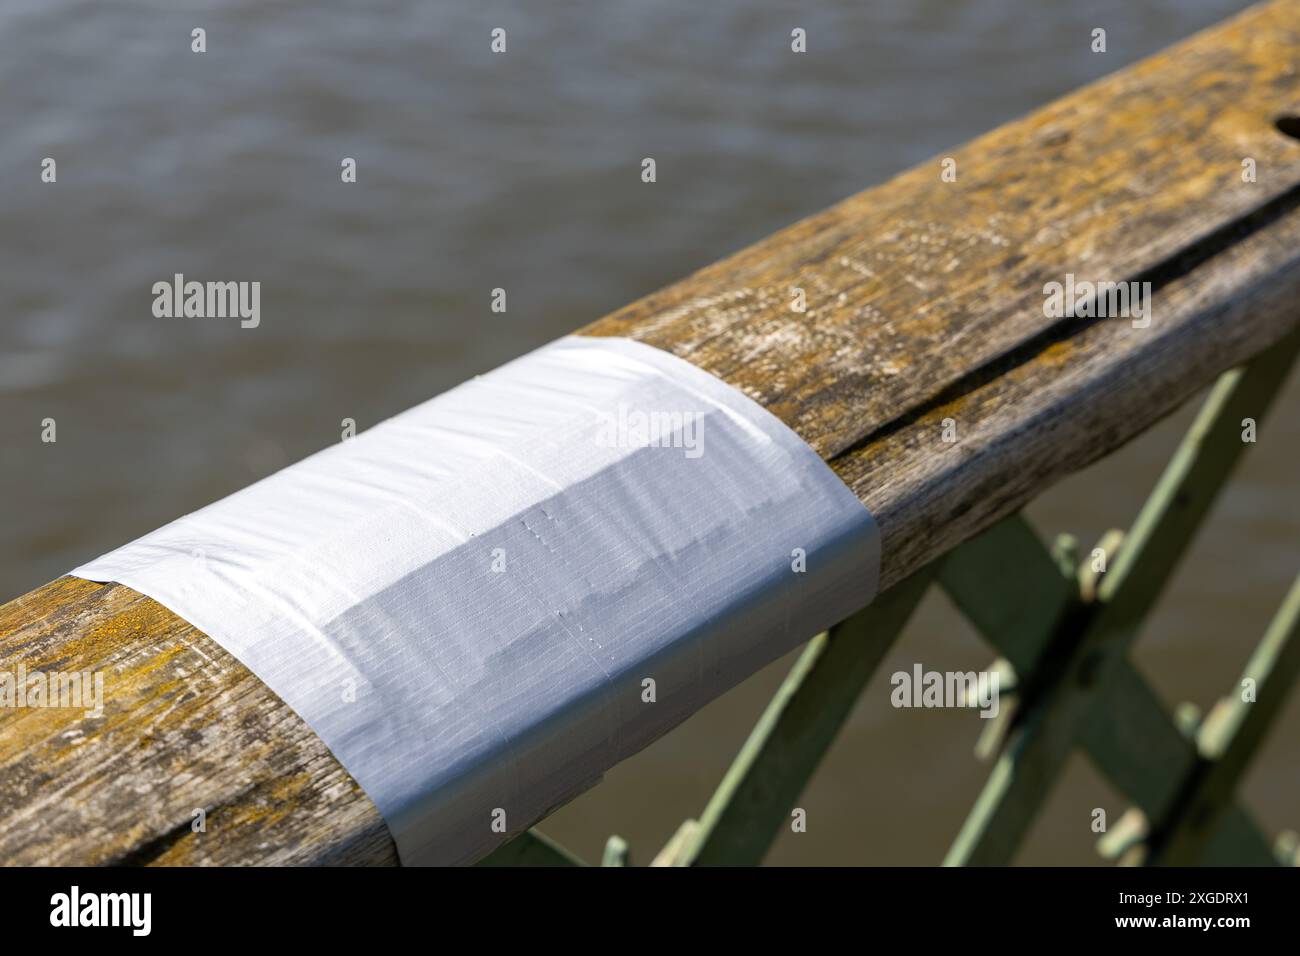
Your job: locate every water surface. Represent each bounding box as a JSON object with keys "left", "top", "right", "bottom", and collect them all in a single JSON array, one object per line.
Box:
[{"left": 2, "top": 0, "right": 1295, "bottom": 864}]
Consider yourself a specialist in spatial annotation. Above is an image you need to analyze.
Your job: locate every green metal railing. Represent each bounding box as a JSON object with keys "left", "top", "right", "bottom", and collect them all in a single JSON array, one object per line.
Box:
[{"left": 482, "top": 330, "right": 1300, "bottom": 867}]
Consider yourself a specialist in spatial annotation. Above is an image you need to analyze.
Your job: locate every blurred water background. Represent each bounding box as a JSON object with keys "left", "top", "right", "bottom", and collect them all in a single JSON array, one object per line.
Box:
[{"left": 2, "top": 0, "right": 1296, "bottom": 864}]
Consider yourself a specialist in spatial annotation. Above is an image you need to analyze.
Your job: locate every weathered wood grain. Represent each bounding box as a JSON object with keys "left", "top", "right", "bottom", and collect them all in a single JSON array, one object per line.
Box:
[
  {"left": 3, "top": 0, "right": 1299, "bottom": 865},
  {"left": 583, "top": 0, "right": 1300, "bottom": 459},
  {"left": 0, "top": 576, "right": 396, "bottom": 865}
]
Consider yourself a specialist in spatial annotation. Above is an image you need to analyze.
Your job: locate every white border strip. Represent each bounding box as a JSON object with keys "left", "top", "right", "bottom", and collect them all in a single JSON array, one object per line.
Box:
[{"left": 72, "top": 336, "right": 880, "bottom": 865}]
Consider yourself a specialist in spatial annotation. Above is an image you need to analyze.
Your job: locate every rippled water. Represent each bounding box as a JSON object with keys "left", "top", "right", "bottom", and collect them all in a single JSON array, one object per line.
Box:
[{"left": 3, "top": 0, "right": 1295, "bottom": 864}]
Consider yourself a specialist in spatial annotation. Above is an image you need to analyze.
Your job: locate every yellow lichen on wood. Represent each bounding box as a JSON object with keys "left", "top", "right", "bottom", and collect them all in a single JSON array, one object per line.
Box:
[{"left": 2, "top": 0, "right": 1299, "bottom": 866}]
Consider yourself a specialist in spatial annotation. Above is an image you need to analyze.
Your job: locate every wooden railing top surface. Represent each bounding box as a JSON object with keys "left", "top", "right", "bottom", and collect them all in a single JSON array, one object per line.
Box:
[{"left": 3, "top": 0, "right": 1300, "bottom": 865}]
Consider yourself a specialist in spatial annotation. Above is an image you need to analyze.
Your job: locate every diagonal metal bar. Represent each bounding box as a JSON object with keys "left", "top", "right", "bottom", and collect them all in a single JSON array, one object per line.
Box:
[
  {"left": 476, "top": 828, "right": 588, "bottom": 867},
  {"left": 945, "top": 514, "right": 1276, "bottom": 864},
  {"left": 682, "top": 566, "right": 938, "bottom": 866},
  {"left": 943, "top": 329, "right": 1300, "bottom": 865},
  {"left": 1154, "top": 572, "right": 1300, "bottom": 865},
  {"left": 1199, "top": 805, "right": 1284, "bottom": 865},
  {"left": 1080, "top": 660, "right": 1276, "bottom": 864},
  {"left": 1081, "top": 660, "right": 1203, "bottom": 825},
  {"left": 939, "top": 515, "right": 1074, "bottom": 677}
]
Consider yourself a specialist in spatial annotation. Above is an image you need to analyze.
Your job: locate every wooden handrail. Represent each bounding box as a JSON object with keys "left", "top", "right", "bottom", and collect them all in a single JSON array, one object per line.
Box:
[{"left": 3, "top": 0, "right": 1300, "bottom": 865}]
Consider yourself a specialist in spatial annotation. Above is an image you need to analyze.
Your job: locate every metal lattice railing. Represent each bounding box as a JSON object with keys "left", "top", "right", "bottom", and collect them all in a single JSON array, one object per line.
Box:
[{"left": 481, "top": 329, "right": 1300, "bottom": 867}]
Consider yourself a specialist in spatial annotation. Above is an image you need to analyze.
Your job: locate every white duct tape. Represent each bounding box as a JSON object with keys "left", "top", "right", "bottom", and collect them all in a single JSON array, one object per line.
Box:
[{"left": 72, "top": 335, "right": 880, "bottom": 865}]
